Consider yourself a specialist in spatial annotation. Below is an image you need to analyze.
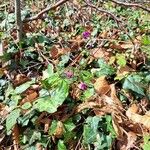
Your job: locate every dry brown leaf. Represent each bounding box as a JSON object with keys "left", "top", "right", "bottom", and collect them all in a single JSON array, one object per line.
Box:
[
  {"left": 120, "top": 42, "right": 134, "bottom": 49},
  {"left": 116, "top": 131, "right": 137, "bottom": 150},
  {"left": 90, "top": 48, "right": 111, "bottom": 61},
  {"left": 76, "top": 102, "right": 100, "bottom": 113},
  {"left": 94, "top": 76, "right": 110, "bottom": 95},
  {"left": 126, "top": 132, "right": 137, "bottom": 150},
  {"left": 54, "top": 121, "right": 64, "bottom": 138},
  {"left": 20, "top": 91, "right": 38, "bottom": 106},
  {"left": 110, "top": 84, "right": 123, "bottom": 108},
  {"left": 49, "top": 45, "right": 70, "bottom": 59},
  {"left": 112, "top": 114, "right": 124, "bottom": 138},
  {"left": 126, "top": 104, "right": 150, "bottom": 129},
  {"left": 109, "top": 41, "right": 134, "bottom": 51},
  {"left": 13, "top": 74, "right": 29, "bottom": 87},
  {"left": 12, "top": 124, "right": 19, "bottom": 150},
  {"left": 116, "top": 65, "right": 134, "bottom": 77}
]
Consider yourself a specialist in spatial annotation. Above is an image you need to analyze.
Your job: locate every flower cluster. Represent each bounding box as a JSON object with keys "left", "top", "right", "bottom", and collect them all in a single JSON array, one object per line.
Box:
[{"left": 82, "top": 31, "right": 91, "bottom": 39}]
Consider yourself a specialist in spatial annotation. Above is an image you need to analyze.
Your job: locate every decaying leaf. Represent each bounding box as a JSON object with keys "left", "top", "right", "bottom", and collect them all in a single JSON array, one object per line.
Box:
[
  {"left": 54, "top": 121, "right": 64, "bottom": 138},
  {"left": 94, "top": 76, "right": 110, "bottom": 95},
  {"left": 90, "top": 48, "right": 111, "bottom": 61},
  {"left": 12, "top": 124, "right": 20, "bottom": 150},
  {"left": 126, "top": 104, "right": 150, "bottom": 129},
  {"left": 110, "top": 84, "right": 123, "bottom": 108},
  {"left": 19, "top": 91, "right": 38, "bottom": 106}
]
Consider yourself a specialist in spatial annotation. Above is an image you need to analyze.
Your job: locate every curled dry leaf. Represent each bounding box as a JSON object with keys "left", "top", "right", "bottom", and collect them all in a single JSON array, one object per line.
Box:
[
  {"left": 110, "top": 84, "right": 123, "bottom": 108},
  {"left": 76, "top": 102, "right": 101, "bottom": 113},
  {"left": 94, "top": 76, "right": 110, "bottom": 95},
  {"left": 126, "top": 104, "right": 150, "bottom": 129},
  {"left": 54, "top": 121, "right": 64, "bottom": 138},
  {"left": 112, "top": 114, "right": 124, "bottom": 138}
]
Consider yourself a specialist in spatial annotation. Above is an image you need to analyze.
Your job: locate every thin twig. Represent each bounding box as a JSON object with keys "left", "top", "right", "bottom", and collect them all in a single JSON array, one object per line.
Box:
[
  {"left": 84, "top": 0, "right": 122, "bottom": 25},
  {"left": 110, "top": 0, "right": 150, "bottom": 13},
  {"left": 23, "top": 0, "right": 70, "bottom": 22}
]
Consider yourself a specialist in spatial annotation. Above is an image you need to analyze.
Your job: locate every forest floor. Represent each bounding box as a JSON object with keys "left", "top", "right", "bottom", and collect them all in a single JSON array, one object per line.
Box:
[{"left": 0, "top": 0, "right": 150, "bottom": 149}]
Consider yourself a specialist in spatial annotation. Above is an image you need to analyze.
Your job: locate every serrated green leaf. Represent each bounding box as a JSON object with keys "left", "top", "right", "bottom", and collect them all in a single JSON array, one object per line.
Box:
[{"left": 6, "top": 108, "right": 21, "bottom": 133}]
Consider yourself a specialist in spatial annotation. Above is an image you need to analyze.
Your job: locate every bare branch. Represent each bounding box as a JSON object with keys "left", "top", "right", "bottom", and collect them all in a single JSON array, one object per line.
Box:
[
  {"left": 84, "top": 0, "right": 121, "bottom": 25},
  {"left": 110, "top": 0, "right": 150, "bottom": 13},
  {"left": 23, "top": 0, "right": 70, "bottom": 22},
  {"left": 15, "top": 0, "right": 22, "bottom": 41}
]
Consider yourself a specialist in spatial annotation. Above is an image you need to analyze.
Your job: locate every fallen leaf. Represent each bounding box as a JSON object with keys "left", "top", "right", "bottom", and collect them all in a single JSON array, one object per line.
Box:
[
  {"left": 13, "top": 74, "right": 30, "bottom": 87},
  {"left": 20, "top": 91, "right": 38, "bottom": 106},
  {"left": 90, "top": 48, "right": 111, "bottom": 61},
  {"left": 126, "top": 104, "right": 150, "bottom": 129},
  {"left": 54, "top": 121, "right": 64, "bottom": 138},
  {"left": 115, "top": 65, "right": 134, "bottom": 80},
  {"left": 110, "top": 84, "right": 123, "bottom": 108},
  {"left": 94, "top": 76, "right": 110, "bottom": 95}
]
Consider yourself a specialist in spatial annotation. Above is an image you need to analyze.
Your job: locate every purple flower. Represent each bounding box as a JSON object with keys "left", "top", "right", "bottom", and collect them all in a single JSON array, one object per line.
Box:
[
  {"left": 82, "top": 31, "right": 91, "bottom": 39},
  {"left": 78, "top": 82, "right": 88, "bottom": 90},
  {"left": 65, "top": 71, "right": 73, "bottom": 78}
]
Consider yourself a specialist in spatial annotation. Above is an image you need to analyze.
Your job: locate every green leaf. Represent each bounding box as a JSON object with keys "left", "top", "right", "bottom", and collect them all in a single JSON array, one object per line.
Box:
[
  {"left": 34, "top": 80, "right": 69, "bottom": 113},
  {"left": 97, "top": 59, "right": 115, "bottom": 76},
  {"left": 64, "top": 119, "right": 75, "bottom": 132},
  {"left": 123, "top": 75, "right": 145, "bottom": 95},
  {"left": 81, "top": 88, "right": 94, "bottom": 101},
  {"left": 49, "top": 120, "right": 58, "bottom": 135},
  {"left": 42, "top": 63, "right": 54, "bottom": 80},
  {"left": 6, "top": 108, "right": 21, "bottom": 133},
  {"left": 57, "top": 140, "right": 67, "bottom": 150},
  {"left": 15, "top": 80, "right": 35, "bottom": 94},
  {"left": 142, "top": 135, "right": 150, "bottom": 150},
  {"left": 29, "top": 131, "right": 41, "bottom": 145},
  {"left": 21, "top": 102, "right": 32, "bottom": 110},
  {"left": 83, "top": 116, "right": 101, "bottom": 144},
  {"left": 116, "top": 54, "right": 126, "bottom": 67}
]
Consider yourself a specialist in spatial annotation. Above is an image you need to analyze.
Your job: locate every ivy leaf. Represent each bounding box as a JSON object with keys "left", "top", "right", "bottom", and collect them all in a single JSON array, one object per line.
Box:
[
  {"left": 29, "top": 131, "right": 41, "bottom": 145},
  {"left": 15, "top": 80, "right": 35, "bottom": 94},
  {"left": 34, "top": 80, "right": 69, "bottom": 113},
  {"left": 42, "top": 63, "right": 54, "bottom": 80},
  {"left": 83, "top": 116, "right": 101, "bottom": 144},
  {"left": 57, "top": 140, "right": 67, "bottom": 150},
  {"left": 6, "top": 108, "right": 21, "bottom": 133},
  {"left": 64, "top": 119, "right": 76, "bottom": 132},
  {"left": 21, "top": 102, "right": 32, "bottom": 110},
  {"left": 116, "top": 54, "right": 126, "bottom": 67},
  {"left": 97, "top": 59, "right": 115, "bottom": 76},
  {"left": 123, "top": 75, "right": 145, "bottom": 95}
]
